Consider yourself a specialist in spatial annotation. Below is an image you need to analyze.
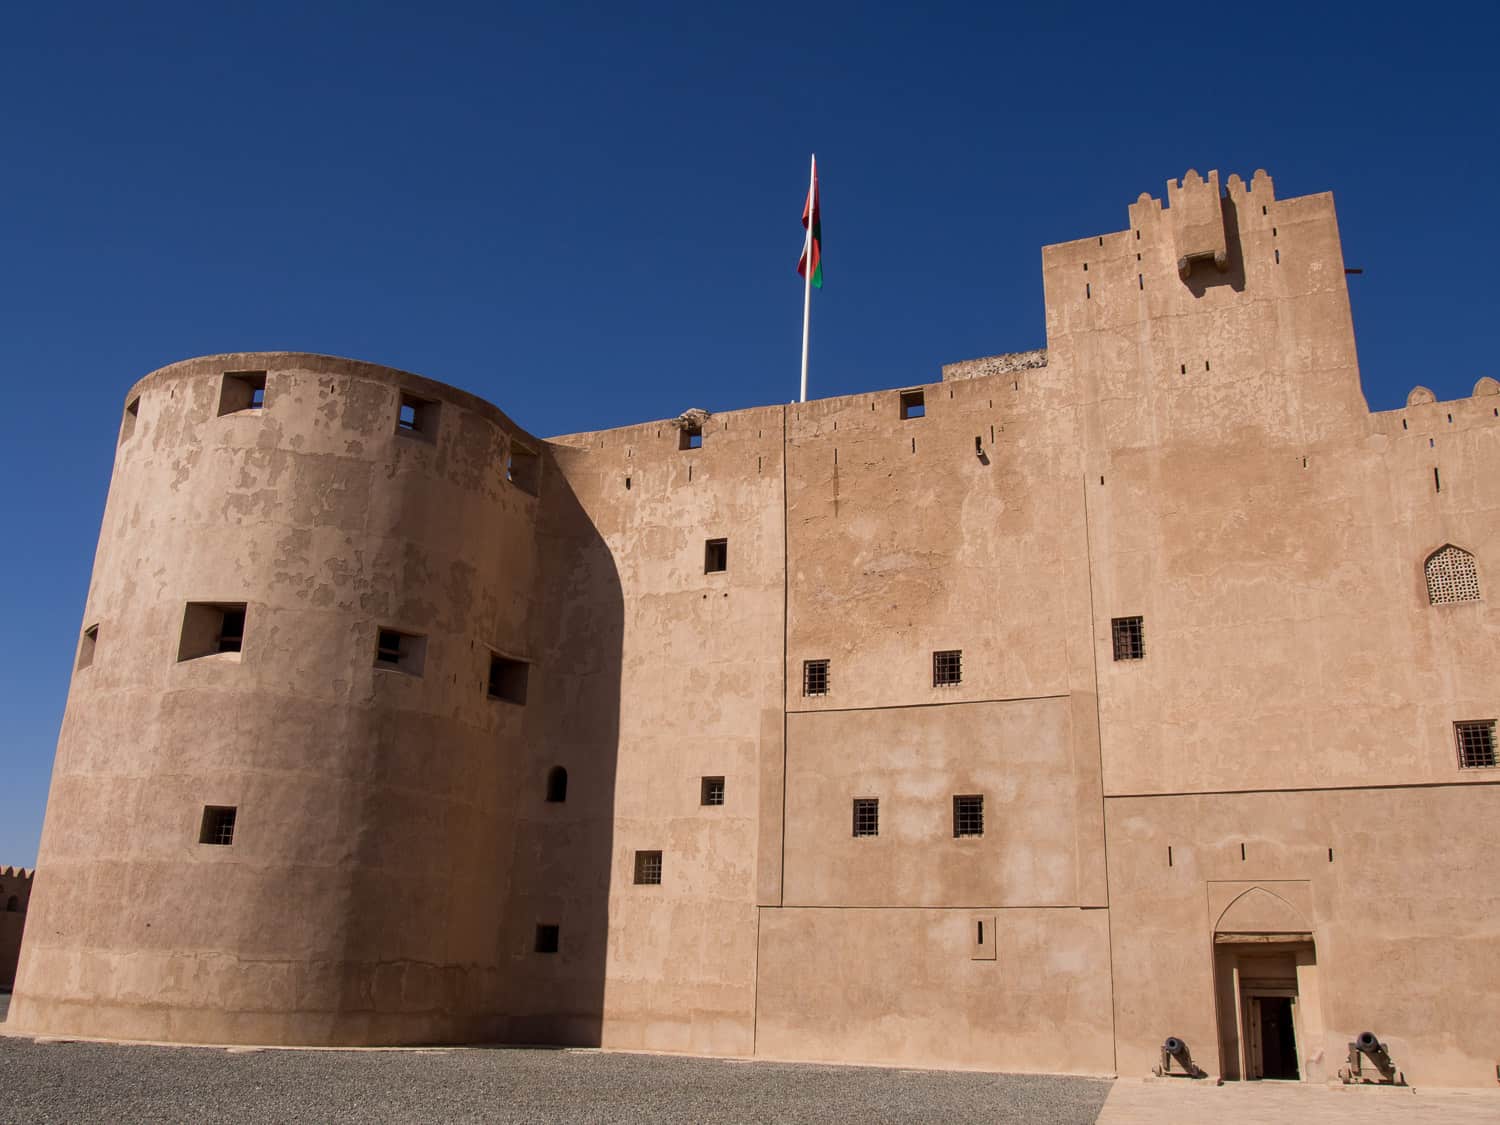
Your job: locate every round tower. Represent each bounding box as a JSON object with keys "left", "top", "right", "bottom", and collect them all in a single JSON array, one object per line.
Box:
[{"left": 10, "top": 353, "right": 541, "bottom": 1045}]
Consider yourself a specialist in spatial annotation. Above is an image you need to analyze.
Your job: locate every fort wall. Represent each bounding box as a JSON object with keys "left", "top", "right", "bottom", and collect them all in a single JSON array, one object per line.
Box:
[
  {"left": 0, "top": 866, "right": 32, "bottom": 990},
  {"left": 10, "top": 170, "right": 1500, "bottom": 1086}
]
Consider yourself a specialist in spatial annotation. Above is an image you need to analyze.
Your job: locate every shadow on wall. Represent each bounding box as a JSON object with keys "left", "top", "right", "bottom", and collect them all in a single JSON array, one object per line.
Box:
[
  {"left": 502, "top": 447, "right": 624, "bottom": 1046},
  {"left": 1184, "top": 194, "right": 1247, "bottom": 297}
]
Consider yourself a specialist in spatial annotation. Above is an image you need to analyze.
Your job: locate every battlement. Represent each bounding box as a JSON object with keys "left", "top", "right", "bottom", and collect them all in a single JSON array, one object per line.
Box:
[
  {"left": 0, "top": 866, "right": 32, "bottom": 882},
  {"left": 941, "top": 349, "right": 1047, "bottom": 382}
]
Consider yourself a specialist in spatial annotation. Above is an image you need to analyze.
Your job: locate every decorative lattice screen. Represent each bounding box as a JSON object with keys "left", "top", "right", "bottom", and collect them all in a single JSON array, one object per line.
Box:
[{"left": 1425, "top": 546, "right": 1481, "bottom": 604}]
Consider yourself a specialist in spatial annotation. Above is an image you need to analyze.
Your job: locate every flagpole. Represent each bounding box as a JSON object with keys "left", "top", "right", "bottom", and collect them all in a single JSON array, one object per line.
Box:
[{"left": 799, "top": 153, "right": 815, "bottom": 404}]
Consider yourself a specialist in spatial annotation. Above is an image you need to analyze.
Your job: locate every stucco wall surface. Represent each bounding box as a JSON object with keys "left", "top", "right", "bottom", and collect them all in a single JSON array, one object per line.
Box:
[
  {"left": 11, "top": 354, "right": 543, "bottom": 1045},
  {"left": 755, "top": 906, "right": 1115, "bottom": 1073}
]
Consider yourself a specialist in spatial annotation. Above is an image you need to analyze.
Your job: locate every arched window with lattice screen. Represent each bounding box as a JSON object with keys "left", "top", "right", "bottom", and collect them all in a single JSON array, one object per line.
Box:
[{"left": 1425, "top": 545, "right": 1481, "bottom": 605}]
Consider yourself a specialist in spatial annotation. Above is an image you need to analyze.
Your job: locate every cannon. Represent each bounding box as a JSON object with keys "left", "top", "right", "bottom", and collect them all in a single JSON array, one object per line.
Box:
[
  {"left": 1338, "top": 1030, "right": 1404, "bottom": 1085},
  {"left": 1153, "top": 1035, "right": 1207, "bottom": 1078}
]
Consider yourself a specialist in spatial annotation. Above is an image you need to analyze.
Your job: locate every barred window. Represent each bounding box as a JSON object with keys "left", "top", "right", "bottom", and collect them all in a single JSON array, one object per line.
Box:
[
  {"left": 199, "top": 805, "right": 237, "bottom": 846},
  {"left": 1112, "top": 616, "right": 1144, "bottom": 660},
  {"left": 633, "top": 850, "right": 662, "bottom": 885},
  {"left": 953, "top": 794, "right": 984, "bottom": 837},
  {"left": 1426, "top": 545, "right": 1481, "bottom": 605},
  {"left": 803, "top": 659, "right": 830, "bottom": 696},
  {"left": 933, "top": 649, "right": 962, "bottom": 686},
  {"left": 852, "top": 798, "right": 879, "bottom": 837},
  {"left": 701, "top": 777, "right": 725, "bottom": 806},
  {"left": 1455, "top": 721, "right": 1497, "bottom": 769}
]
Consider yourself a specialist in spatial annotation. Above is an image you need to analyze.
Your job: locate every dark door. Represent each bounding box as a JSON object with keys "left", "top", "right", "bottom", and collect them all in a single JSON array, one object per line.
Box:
[{"left": 1257, "top": 996, "right": 1299, "bottom": 1080}]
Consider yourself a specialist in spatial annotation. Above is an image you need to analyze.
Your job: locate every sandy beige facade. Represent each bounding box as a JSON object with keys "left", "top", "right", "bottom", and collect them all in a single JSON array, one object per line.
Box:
[
  {"left": 10, "top": 169, "right": 1499, "bottom": 1086},
  {"left": 0, "top": 866, "right": 32, "bottom": 990}
]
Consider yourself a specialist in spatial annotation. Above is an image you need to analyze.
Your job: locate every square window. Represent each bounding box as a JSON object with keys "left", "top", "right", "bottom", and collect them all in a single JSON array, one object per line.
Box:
[
  {"left": 218, "top": 371, "right": 267, "bottom": 416},
  {"left": 1455, "top": 720, "right": 1497, "bottom": 769},
  {"left": 534, "top": 924, "right": 560, "bottom": 954},
  {"left": 953, "top": 794, "right": 984, "bottom": 838},
  {"left": 199, "top": 805, "right": 237, "bottom": 846},
  {"left": 396, "top": 392, "right": 438, "bottom": 439},
  {"left": 900, "top": 389, "right": 925, "bottom": 419},
  {"left": 633, "top": 850, "right": 662, "bottom": 885},
  {"left": 178, "top": 602, "right": 248, "bottom": 662},
  {"left": 77, "top": 624, "right": 99, "bottom": 670},
  {"left": 803, "top": 659, "right": 830, "bottom": 696},
  {"left": 933, "top": 649, "right": 962, "bottom": 686},
  {"left": 701, "top": 777, "right": 725, "bottom": 806},
  {"left": 1112, "top": 616, "right": 1145, "bottom": 661},
  {"left": 705, "top": 538, "right": 728, "bottom": 574},
  {"left": 488, "top": 653, "right": 529, "bottom": 705},
  {"left": 852, "top": 798, "right": 879, "bottom": 837},
  {"left": 679, "top": 426, "right": 703, "bottom": 450},
  {"left": 507, "top": 441, "right": 541, "bottom": 496},
  {"left": 374, "top": 627, "right": 427, "bottom": 676}
]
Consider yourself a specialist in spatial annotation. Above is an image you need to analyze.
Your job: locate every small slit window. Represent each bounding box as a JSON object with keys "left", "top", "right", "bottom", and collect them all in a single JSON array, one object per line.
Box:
[
  {"left": 534, "top": 924, "right": 560, "bottom": 954},
  {"left": 178, "top": 602, "right": 247, "bottom": 662},
  {"left": 488, "top": 653, "right": 529, "bottom": 704},
  {"left": 705, "top": 538, "right": 728, "bottom": 574},
  {"left": 679, "top": 425, "right": 703, "bottom": 450},
  {"left": 701, "top": 776, "right": 725, "bottom": 806},
  {"left": 633, "top": 850, "right": 663, "bottom": 885},
  {"left": 900, "top": 389, "right": 925, "bottom": 420},
  {"left": 120, "top": 396, "right": 140, "bottom": 444},
  {"left": 545, "top": 766, "right": 568, "bottom": 803},
  {"left": 5, "top": 896, "right": 16, "bottom": 912},
  {"left": 1112, "top": 616, "right": 1145, "bottom": 660},
  {"left": 77, "top": 624, "right": 98, "bottom": 670},
  {"left": 932, "top": 649, "right": 962, "bottom": 686},
  {"left": 199, "top": 805, "right": 237, "bottom": 846},
  {"left": 374, "top": 627, "right": 427, "bottom": 676},
  {"left": 1425, "top": 545, "right": 1480, "bottom": 605},
  {"left": 396, "top": 392, "right": 438, "bottom": 439},
  {"left": 218, "top": 371, "right": 267, "bottom": 415},
  {"left": 507, "top": 441, "right": 541, "bottom": 496},
  {"left": 803, "top": 658, "right": 830, "bottom": 696},
  {"left": 1455, "top": 721, "right": 1497, "bottom": 769},
  {"left": 852, "top": 798, "right": 879, "bottom": 837},
  {"left": 953, "top": 794, "right": 984, "bottom": 838}
]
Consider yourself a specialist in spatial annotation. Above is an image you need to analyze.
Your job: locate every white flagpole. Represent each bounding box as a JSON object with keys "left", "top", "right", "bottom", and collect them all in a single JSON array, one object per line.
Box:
[{"left": 799, "top": 153, "right": 816, "bottom": 404}]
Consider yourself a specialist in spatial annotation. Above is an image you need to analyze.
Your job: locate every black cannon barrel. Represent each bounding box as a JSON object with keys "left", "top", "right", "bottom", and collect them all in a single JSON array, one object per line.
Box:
[{"left": 1164, "top": 1037, "right": 1186, "bottom": 1056}]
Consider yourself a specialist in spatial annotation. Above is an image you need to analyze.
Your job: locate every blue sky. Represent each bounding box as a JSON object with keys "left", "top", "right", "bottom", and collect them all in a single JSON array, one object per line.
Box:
[{"left": 1, "top": 2, "right": 1495, "bottom": 865}]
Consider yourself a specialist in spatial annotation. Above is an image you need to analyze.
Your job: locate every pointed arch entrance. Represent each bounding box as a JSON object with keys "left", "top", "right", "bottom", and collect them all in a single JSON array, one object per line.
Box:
[{"left": 1209, "top": 882, "right": 1323, "bottom": 1082}]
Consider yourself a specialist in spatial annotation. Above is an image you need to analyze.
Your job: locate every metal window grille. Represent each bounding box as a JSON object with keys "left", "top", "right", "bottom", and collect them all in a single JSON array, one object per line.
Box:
[
  {"left": 852, "top": 798, "right": 879, "bottom": 837},
  {"left": 953, "top": 794, "right": 984, "bottom": 837},
  {"left": 534, "top": 924, "right": 560, "bottom": 954},
  {"left": 933, "top": 649, "right": 962, "bottom": 686},
  {"left": 1426, "top": 546, "right": 1481, "bottom": 605},
  {"left": 634, "top": 850, "right": 662, "bottom": 885},
  {"left": 701, "top": 777, "right": 725, "bottom": 806},
  {"left": 376, "top": 629, "right": 404, "bottom": 665},
  {"left": 1455, "top": 721, "right": 1498, "bottom": 769},
  {"left": 217, "top": 609, "right": 245, "bottom": 654},
  {"left": 201, "top": 806, "right": 237, "bottom": 846},
  {"left": 1112, "top": 616, "right": 1145, "bottom": 661},
  {"left": 803, "top": 659, "right": 830, "bottom": 696}
]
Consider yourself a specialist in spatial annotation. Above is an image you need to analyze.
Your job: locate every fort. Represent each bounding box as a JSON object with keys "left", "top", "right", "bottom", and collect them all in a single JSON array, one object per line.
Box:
[{"left": 8, "top": 169, "right": 1499, "bottom": 1087}]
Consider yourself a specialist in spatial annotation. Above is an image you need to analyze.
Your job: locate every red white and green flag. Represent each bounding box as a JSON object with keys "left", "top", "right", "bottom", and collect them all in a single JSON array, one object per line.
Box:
[{"left": 798, "top": 156, "right": 823, "bottom": 289}]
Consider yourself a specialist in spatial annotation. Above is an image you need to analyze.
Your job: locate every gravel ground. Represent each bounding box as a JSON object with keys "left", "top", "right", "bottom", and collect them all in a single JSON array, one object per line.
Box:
[{"left": 0, "top": 1030, "right": 1112, "bottom": 1124}]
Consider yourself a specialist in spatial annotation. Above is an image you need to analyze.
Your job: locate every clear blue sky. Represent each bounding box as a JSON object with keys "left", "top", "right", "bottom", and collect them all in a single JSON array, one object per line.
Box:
[{"left": 1, "top": 3, "right": 1495, "bottom": 865}]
